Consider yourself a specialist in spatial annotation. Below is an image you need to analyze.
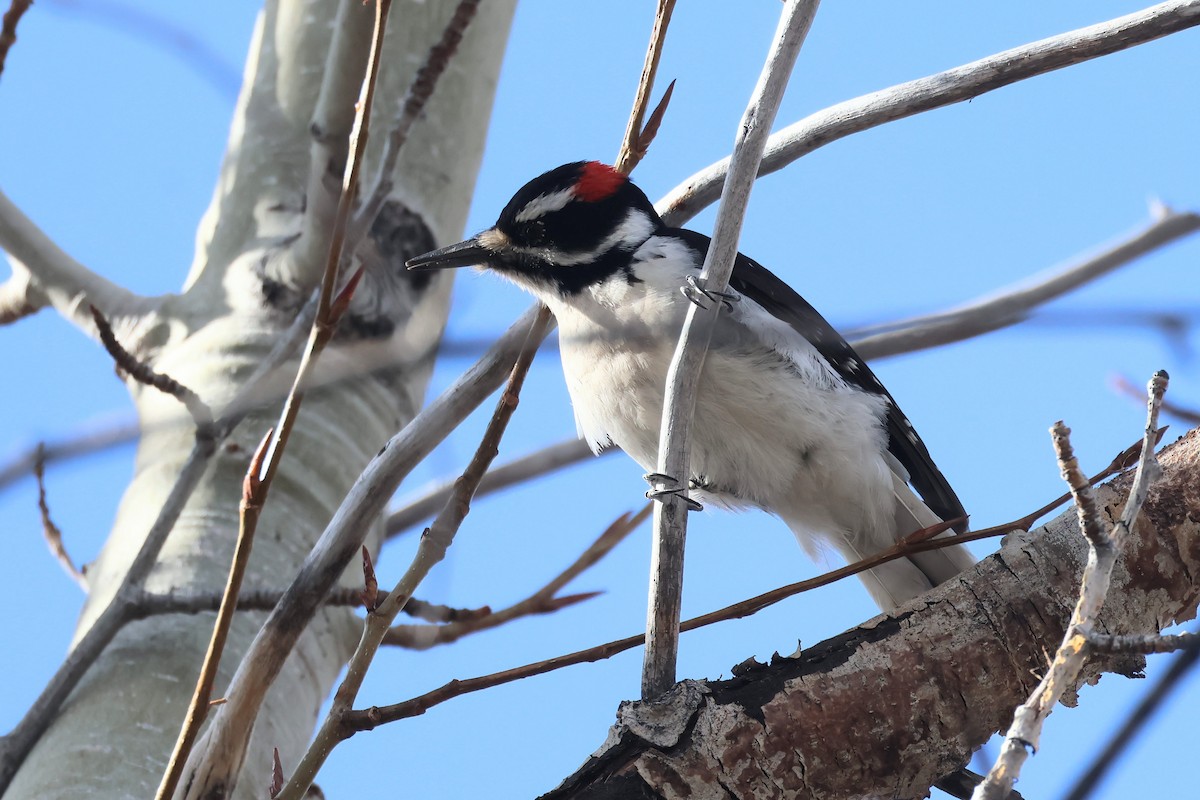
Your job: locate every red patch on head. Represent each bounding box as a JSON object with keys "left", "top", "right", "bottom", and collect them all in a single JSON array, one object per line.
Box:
[{"left": 573, "top": 161, "right": 625, "bottom": 202}]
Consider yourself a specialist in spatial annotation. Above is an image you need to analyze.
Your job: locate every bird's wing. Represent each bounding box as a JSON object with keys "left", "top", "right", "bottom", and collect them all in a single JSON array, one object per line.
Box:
[{"left": 667, "top": 228, "right": 967, "bottom": 530}]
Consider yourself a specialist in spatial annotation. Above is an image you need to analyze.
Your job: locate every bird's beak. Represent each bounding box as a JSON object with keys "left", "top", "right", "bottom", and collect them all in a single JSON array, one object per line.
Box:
[{"left": 406, "top": 236, "right": 490, "bottom": 271}]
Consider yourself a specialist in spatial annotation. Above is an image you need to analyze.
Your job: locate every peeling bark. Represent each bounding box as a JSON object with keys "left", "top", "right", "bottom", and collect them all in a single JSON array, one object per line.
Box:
[{"left": 545, "top": 429, "right": 1200, "bottom": 800}]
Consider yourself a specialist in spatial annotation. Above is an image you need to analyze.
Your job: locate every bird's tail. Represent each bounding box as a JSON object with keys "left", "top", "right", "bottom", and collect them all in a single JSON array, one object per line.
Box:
[{"left": 781, "top": 474, "right": 975, "bottom": 611}]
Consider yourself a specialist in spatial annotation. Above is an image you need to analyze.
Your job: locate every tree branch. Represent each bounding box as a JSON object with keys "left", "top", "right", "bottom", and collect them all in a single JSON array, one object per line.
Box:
[
  {"left": 643, "top": 0, "right": 820, "bottom": 700},
  {"left": 0, "top": 0, "right": 33, "bottom": 79},
  {"left": 177, "top": 300, "right": 550, "bottom": 799},
  {"left": 976, "top": 372, "right": 1167, "bottom": 799},
  {"left": 274, "top": 305, "right": 551, "bottom": 800},
  {"left": 0, "top": 188, "right": 153, "bottom": 330},
  {"left": 382, "top": 504, "right": 648, "bottom": 650},
  {"left": 384, "top": 436, "right": 600, "bottom": 538},
  {"left": 542, "top": 420, "right": 1198, "bottom": 800},
  {"left": 850, "top": 206, "right": 1200, "bottom": 359},
  {"left": 656, "top": 0, "right": 1200, "bottom": 228}
]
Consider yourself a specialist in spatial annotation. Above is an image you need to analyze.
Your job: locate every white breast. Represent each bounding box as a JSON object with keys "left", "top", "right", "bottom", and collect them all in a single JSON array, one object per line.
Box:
[{"left": 540, "top": 236, "right": 890, "bottom": 514}]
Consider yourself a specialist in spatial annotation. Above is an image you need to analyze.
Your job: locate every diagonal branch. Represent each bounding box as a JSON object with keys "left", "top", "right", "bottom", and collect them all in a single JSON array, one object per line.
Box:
[
  {"left": 352, "top": 0, "right": 482, "bottom": 243},
  {"left": 0, "top": 188, "right": 154, "bottom": 330},
  {"left": 643, "top": 0, "right": 820, "bottom": 701},
  {"left": 976, "top": 372, "right": 1168, "bottom": 799},
  {"left": 850, "top": 205, "right": 1200, "bottom": 359},
  {"left": 657, "top": 0, "right": 1200, "bottom": 228},
  {"left": 384, "top": 436, "right": 599, "bottom": 538},
  {"left": 382, "top": 504, "right": 649, "bottom": 649},
  {"left": 33, "top": 445, "right": 86, "bottom": 590},
  {"left": 274, "top": 305, "right": 551, "bottom": 800},
  {"left": 613, "top": 0, "right": 677, "bottom": 175},
  {"left": 0, "top": 0, "right": 33, "bottom": 79}
]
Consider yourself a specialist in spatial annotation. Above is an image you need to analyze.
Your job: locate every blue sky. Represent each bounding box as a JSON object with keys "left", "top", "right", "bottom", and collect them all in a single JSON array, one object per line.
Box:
[{"left": 1, "top": 1, "right": 1198, "bottom": 798}]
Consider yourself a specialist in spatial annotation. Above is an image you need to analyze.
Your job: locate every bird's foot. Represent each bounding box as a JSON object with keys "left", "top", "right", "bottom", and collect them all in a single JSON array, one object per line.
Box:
[
  {"left": 681, "top": 275, "right": 740, "bottom": 312},
  {"left": 643, "top": 472, "right": 704, "bottom": 511}
]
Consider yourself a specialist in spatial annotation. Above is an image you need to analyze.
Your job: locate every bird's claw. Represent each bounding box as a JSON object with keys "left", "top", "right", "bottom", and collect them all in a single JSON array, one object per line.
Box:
[
  {"left": 681, "top": 275, "right": 740, "bottom": 312},
  {"left": 643, "top": 472, "right": 704, "bottom": 511}
]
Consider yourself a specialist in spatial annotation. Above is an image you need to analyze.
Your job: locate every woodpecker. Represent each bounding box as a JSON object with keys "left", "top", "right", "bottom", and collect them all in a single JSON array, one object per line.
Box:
[{"left": 408, "top": 161, "right": 974, "bottom": 610}]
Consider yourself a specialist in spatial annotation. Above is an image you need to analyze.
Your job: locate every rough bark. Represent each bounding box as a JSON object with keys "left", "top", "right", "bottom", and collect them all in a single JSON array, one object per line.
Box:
[
  {"left": 544, "top": 429, "right": 1200, "bottom": 800},
  {"left": 5, "top": 1, "right": 515, "bottom": 798}
]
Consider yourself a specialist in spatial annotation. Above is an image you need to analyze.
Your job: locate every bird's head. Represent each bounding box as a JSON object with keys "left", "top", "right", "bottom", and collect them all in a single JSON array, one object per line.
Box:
[{"left": 406, "top": 161, "right": 662, "bottom": 294}]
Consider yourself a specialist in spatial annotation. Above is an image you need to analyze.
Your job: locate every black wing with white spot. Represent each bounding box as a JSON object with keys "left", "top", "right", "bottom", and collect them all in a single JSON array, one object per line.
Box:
[{"left": 668, "top": 228, "right": 966, "bottom": 530}]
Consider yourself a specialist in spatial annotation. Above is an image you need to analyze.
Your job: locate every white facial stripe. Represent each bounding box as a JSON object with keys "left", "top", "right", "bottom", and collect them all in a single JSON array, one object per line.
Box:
[
  {"left": 514, "top": 188, "right": 576, "bottom": 222},
  {"left": 548, "top": 208, "right": 656, "bottom": 267}
]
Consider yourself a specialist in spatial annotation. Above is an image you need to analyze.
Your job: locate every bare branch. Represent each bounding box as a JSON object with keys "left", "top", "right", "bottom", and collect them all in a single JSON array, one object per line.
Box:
[
  {"left": 850, "top": 206, "right": 1200, "bottom": 360},
  {"left": 613, "top": 0, "right": 677, "bottom": 175},
  {"left": 1063, "top": 630, "right": 1200, "bottom": 800},
  {"left": 33, "top": 444, "right": 86, "bottom": 590},
  {"left": 383, "top": 504, "right": 648, "bottom": 650},
  {"left": 657, "top": 0, "right": 1200, "bottom": 228},
  {"left": 976, "top": 371, "right": 1168, "bottom": 800},
  {"left": 90, "top": 305, "right": 214, "bottom": 429},
  {"left": 175, "top": 3, "right": 396, "bottom": 792},
  {"left": 0, "top": 418, "right": 139, "bottom": 493},
  {"left": 0, "top": 188, "right": 153, "bottom": 330},
  {"left": 644, "top": 0, "right": 820, "bottom": 700},
  {"left": 353, "top": 0, "right": 482, "bottom": 242},
  {"left": 0, "top": 0, "right": 32, "bottom": 79},
  {"left": 0, "top": 139, "right": 321, "bottom": 800},
  {"left": 1115, "top": 373, "right": 1200, "bottom": 426},
  {"left": 124, "top": 586, "right": 482, "bottom": 623},
  {"left": 274, "top": 305, "right": 552, "bottom": 800},
  {"left": 177, "top": 300, "right": 548, "bottom": 798},
  {"left": 289, "top": 0, "right": 375, "bottom": 284},
  {"left": 156, "top": 430, "right": 273, "bottom": 800},
  {"left": 385, "top": 437, "right": 600, "bottom": 538}
]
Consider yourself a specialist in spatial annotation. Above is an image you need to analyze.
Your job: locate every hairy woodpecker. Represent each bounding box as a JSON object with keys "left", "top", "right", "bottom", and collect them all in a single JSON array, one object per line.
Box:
[{"left": 408, "top": 161, "right": 973, "bottom": 610}]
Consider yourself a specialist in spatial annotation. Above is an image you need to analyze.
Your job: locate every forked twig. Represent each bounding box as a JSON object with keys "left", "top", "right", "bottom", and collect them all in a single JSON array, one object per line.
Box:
[
  {"left": 614, "top": 0, "right": 677, "bottom": 174},
  {"left": 274, "top": 306, "right": 552, "bottom": 799},
  {"left": 974, "top": 371, "right": 1168, "bottom": 800}
]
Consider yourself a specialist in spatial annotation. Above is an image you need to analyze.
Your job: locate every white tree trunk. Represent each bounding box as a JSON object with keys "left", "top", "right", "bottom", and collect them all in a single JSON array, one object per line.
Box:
[{"left": 6, "top": 1, "right": 515, "bottom": 797}]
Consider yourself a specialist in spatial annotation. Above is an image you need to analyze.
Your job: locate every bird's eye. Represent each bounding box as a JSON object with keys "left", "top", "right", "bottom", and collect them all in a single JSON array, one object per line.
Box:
[{"left": 517, "top": 219, "right": 547, "bottom": 246}]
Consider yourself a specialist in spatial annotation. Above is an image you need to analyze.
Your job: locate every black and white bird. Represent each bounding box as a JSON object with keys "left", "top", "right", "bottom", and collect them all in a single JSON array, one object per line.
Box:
[{"left": 408, "top": 161, "right": 974, "bottom": 610}]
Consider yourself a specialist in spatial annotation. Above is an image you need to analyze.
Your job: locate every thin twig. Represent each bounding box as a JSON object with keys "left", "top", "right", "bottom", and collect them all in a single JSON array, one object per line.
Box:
[
  {"left": 1114, "top": 373, "right": 1200, "bottom": 426},
  {"left": 0, "top": 188, "right": 152, "bottom": 331},
  {"left": 155, "top": 430, "right": 273, "bottom": 800},
  {"left": 0, "top": 419, "right": 139, "bottom": 492},
  {"left": 643, "top": 0, "right": 820, "bottom": 701},
  {"left": 90, "top": 305, "right": 214, "bottom": 428},
  {"left": 0, "top": 0, "right": 33, "bottom": 79},
  {"left": 1, "top": 225, "right": 318, "bottom": 797},
  {"left": 344, "top": 452, "right": 1159, "bottom": 731},
  {"left": 385, "top": 437, "right": 600, "bottom": 538},
  {"left": 127, "top": 586, "right": 487, "bottom": 623},
  {"left": 850, "top": 207, "right": 1200, "bottom": 360},
  {"left": 658, "top": 1, "right": 1200, "bottom": 228},
  {"left": 176, "top": 303, "right": 548, "bottom": 799},
  {"left": 291, "top": 0, "right": 376, "bottom": 282},
  {"left": 1063, "top": 629, "right": 1200, "bottom": 800},
  {"left": 614, "top": 0, "right": 677, "bottom": 174},
  {"left": 975, "top": 371, "right": 1168, "bottom": 800},
  {"left": 33, "top": 444, "right": 86, "bottom": 590},
  {"left": 274, "top": 305, "right": 551, "bottom": 800},
  {"left": 173, "top": 2, "right": 392, "bottom": 796},
  {"left": 383, "top": 504, "right": 649, "bottom": 649},
  {"left": 352, "top": 0, "right": 482, "bottom": 243}
]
